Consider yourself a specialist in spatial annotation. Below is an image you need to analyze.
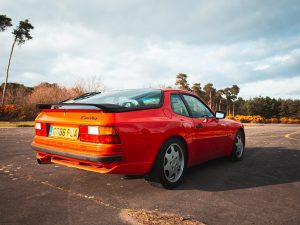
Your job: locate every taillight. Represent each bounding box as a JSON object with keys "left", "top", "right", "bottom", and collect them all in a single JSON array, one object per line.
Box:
[
  {"left": 35, "top": 122, "right": 49, "bottom": 136},
  {"left": 79, "top": 126, "right": 121, "bottom": 144}
]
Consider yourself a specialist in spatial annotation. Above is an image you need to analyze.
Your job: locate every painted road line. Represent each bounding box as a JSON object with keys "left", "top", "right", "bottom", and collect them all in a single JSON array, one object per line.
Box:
[{"left": 284, "top": 131, "right": 300, "bottom": 141}]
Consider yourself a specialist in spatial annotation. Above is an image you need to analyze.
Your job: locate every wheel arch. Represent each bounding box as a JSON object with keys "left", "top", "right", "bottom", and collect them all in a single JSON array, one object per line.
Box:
[
  {"left": 238, "top": 127, "right": 246, "bottom": 145},
  {"left": 170, "top": 135, "right": 189, "bottom": 161},
  {"left": 147, "top": 134, "right": 188, "bottom": 174}
]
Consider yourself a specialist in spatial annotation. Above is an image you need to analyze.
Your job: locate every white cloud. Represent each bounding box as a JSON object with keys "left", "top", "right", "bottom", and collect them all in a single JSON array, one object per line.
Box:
[
  {"left": 239, "top": 76, "right": 300, "bottom": 99},
  {"left": 253, "top": 65, "right": 270, "bottom": 71},
  {"left": 0, "top": 0, "right": 300, "bottom": 99}
]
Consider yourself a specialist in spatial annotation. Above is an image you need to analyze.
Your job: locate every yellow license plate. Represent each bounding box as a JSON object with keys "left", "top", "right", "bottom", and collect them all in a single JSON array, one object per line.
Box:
[{"left": 50, "top": 126, "right": 79, "bottom": 139}]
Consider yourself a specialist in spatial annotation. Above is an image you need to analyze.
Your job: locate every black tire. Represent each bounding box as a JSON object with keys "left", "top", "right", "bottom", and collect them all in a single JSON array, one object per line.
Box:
[
  {"left": 148, "top": 137, "right": 187, "bottom": 189},
  {"left": 229, "top": 130, "right": 245, "bottom": 161}
]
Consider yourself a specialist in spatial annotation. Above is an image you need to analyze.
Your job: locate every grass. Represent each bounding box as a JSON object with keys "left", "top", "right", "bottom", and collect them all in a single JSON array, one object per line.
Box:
[
  {"left": 0, "top": 121, "right": 34, "bottom": 127},
  {"left": 123, "top": 209, "right": 204, "bottom": 225}
]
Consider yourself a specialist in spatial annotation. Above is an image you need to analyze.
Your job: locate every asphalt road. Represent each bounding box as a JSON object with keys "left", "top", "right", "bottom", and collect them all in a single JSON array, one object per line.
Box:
[{"left": 0, "top": 124, "right": 300, "bottom": 225}]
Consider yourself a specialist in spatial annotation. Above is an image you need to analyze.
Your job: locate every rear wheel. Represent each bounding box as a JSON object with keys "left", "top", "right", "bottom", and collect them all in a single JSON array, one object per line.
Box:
[
  {"left": 229, "top": 130, "right": 245, "bottom": 161},
  {"left": 148, "top": 138, "right": 186, "bottom": 189}
]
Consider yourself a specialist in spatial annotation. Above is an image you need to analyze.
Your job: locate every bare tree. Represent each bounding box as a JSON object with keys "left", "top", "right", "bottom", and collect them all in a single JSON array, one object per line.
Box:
[
  {"left": 1, "top": 19, "right": 34, "bottom": 110},
  {"left": 29, "top": 83, "right": 76, "bottom": 104},
  {"left": 74, "top": 75, "right": 105, "bottom": 94}
]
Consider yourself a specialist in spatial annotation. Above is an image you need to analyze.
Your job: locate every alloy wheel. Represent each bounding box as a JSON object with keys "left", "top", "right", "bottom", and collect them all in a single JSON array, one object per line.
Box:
[
  {"left": 163, "top": 143, "right": 184, "bottom": 183},
  {"left": 235, "top": 134, "right": 244, "bottom": 158}
]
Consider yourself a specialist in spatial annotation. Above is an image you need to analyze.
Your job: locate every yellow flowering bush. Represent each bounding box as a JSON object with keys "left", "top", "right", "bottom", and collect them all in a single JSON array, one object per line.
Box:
[{"left": 226, "top": 115, "right": 300, "bottom": 124}]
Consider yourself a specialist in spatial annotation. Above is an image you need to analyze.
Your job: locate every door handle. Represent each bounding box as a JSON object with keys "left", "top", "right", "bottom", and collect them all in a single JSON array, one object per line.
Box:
[{"left": 196, "top": 123, "right": 204, "bottom": 129}]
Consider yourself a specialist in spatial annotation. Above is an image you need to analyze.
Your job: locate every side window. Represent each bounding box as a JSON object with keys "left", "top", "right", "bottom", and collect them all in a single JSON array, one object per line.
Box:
[
  {"left": 170, "top": 94, "right": 189, "bottom": 117},
  {"left": 183, "top": 95, "right": 214, "bottom": 118}
]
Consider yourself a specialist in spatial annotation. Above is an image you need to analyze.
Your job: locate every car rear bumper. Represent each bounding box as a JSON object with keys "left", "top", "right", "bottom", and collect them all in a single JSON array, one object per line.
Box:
[
  {"left": 31, "top": 144, "right": 122, "bottom": 163},
  {"left": 31, "top": 142, "right": 151, "bottom": 175}
]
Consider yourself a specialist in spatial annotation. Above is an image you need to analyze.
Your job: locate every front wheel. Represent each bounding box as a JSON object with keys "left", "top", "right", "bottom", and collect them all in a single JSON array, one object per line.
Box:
[
  {"left": 148, "top": 138, "right": 187, "bottom": 189},
  {"left": 229, "top": 130, "right": 245, "bottom": 161}
]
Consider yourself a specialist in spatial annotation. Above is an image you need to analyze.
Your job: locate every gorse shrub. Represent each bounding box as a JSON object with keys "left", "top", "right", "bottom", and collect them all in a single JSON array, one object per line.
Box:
[{"left": 226, "top": 115, "right": 300, "bottom": 124}]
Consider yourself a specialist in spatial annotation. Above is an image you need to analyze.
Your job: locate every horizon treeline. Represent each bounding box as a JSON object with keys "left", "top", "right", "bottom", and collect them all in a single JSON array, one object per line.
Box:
[
  {"left": 0, "top": 82, "right": 87, "bottom": 120},
  {"left": 174, "top": 73, "right": 300, "bottom": 119},
  {"left": 0, "top": 75, "right": 299, "bottom": 121}
]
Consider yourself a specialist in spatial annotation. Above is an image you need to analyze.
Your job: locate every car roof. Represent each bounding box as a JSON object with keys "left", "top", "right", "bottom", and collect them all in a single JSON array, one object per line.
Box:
[
  {"left": 161, "top": 88, "right": 207, "bottom": 102},
  {"left": 100, "top": 88, "right": 201, "bottom": 99},
  {"left": 162, "top": 88, "right": 195, "bottom": 94}
]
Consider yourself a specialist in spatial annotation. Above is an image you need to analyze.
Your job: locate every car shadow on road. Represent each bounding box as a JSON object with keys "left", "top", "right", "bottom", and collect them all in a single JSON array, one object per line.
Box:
[{"left": 178, "top": 147, "right": 300, "bottom": 191}]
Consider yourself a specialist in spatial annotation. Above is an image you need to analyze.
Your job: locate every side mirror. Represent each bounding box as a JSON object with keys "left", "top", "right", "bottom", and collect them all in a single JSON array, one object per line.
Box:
[{"left": 215, "top": 111, "right": 226, "bottom": 119}]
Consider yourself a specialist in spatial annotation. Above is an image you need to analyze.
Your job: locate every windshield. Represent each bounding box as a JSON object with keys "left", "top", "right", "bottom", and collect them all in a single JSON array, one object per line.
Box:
[{"left": 64, "top": 89, "right": 163, "bottom": 110}]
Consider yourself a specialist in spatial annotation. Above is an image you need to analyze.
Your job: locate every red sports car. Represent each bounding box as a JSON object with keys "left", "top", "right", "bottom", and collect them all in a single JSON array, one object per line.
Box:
[{"left": 31, "top": 89, "right": 245, "bottom": 189}]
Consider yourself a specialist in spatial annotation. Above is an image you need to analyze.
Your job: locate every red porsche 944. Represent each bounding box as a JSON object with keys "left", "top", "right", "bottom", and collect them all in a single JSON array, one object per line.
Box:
[{"left": 32, "top": 89, "right": 245, "bottom": 189}]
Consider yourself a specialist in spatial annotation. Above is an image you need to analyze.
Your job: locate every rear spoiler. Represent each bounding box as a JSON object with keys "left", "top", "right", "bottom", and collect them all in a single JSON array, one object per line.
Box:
[{"left": 36, "top": 103, "right": 130, "bottom": 113}]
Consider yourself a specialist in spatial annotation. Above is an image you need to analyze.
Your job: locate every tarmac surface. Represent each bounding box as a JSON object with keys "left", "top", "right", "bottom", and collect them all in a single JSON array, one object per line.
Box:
[{"left": 0, "top": 124, "right": 299, "bottom": 225}]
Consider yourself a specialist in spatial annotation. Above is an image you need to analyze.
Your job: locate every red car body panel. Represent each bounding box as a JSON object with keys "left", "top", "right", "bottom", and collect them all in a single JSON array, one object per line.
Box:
[{"left": 31, "top": 89, "right": 244, "bottom": 175}]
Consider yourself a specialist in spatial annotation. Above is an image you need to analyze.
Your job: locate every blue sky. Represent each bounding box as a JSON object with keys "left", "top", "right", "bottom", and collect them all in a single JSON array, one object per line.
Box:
[{"left": 1, "top": 0, "right": 300, "bottom": 98}]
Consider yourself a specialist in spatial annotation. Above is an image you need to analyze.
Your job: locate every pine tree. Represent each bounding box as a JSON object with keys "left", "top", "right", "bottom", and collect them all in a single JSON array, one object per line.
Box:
[
  {"left": 175, "top": 73, "right": 191, "bottom": 91},
  {"left": 1, "top": 19, "right": 34, "bottom": 110}
]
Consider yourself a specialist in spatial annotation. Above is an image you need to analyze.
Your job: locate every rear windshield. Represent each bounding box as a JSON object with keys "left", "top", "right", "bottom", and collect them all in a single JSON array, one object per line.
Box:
[{"left": 64, "top": 89, "right": 163, "bottom": 110}]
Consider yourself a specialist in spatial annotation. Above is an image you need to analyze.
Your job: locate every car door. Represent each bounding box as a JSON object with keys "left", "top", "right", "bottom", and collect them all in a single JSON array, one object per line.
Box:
[
  {"left": 182, "top": 94, "right": 228, "bottom": 161},
  {"left": 170, "top": 94, "right": 210, "bottom": 165}
]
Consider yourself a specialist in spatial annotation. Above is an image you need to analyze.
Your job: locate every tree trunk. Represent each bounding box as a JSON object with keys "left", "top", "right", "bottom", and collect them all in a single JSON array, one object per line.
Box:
[
  {"left": 1, "top": 38, "right": 16, "bottom": 111},
  {"left": 226, "top": 102, "right": 228, "bottom": 115},
  {"left": 209, "top": 90, "right": 212, "bottom": 108},
  {"left": 219, "top": 99, "right": 221, "bottom": 111},
  {"left": 233, "top": 101, "right": 235, "bottom": 116}
]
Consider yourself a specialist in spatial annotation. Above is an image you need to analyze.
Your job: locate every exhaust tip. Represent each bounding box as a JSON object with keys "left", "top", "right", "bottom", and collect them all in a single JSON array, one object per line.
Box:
[{"left": 37, "top": 158, "right": 51, "bottom": 164}]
